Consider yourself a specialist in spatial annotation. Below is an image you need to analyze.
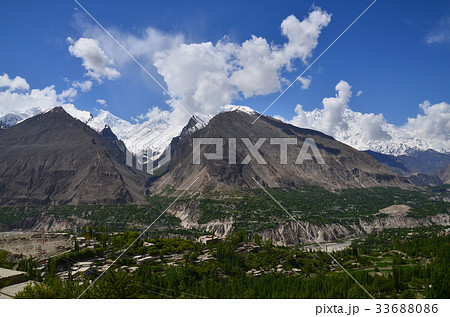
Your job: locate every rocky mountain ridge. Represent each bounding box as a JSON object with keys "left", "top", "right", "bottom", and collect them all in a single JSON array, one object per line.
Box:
[
  {"left": 150, "top": 109, "right": 413, "bottom": 192},
  {"left": 0, "top": 107, "right": 148, "bottom": 206}
]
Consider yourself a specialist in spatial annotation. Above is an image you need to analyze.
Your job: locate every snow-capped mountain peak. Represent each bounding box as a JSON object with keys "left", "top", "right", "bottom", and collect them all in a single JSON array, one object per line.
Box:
[
  {"left": 222, "top": 105, "right": 258, "bottom": 116},
  {"left": 88, "top": 109, "right": 183, "bottom": 158},
  {"left": 189, "top": 112, "right": 212, "bottom": 132},
  {"left": 0, "top": 113, "right": 23, "bottom": 129},
  {"left": 2, "top": 104, "right": 448, "bottom": 158},
  {"left": 62, "top": 104, "right": 93, "bottom": 124},
  {"left": 287, "top": 106, "right": 449, "bottom": 156}
]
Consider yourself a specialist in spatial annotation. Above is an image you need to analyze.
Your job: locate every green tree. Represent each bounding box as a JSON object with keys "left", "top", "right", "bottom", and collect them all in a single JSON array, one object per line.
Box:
[
  {"left": 254, "top": 234, "right": 262, "bottom": 246},
  {"left": 88, "top": 269, "right": 143, "bottom": 299},
  {"left": 0, "top": 250, "right": 12, "bottom": 269}
]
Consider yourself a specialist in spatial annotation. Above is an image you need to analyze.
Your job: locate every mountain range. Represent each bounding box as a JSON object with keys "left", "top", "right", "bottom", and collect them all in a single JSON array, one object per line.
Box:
[
  {"left": 2, "top": 104, "right": 448, "bottom": 158},
  {"left": 286, "top": 106, "right": 450, "bottom": 156},
  {"left": 0, "top": 105, "right": 449, "bottom": 206},
  {"left": 364, "top": 149, "right": 450, "bottom": 186}
]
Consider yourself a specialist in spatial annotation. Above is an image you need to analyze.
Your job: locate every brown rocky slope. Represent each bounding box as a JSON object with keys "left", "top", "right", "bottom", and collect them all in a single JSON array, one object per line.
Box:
[
  {"left": 151, "top": 109, "right": 412, "bottom": 193},
  {"left": 0, "top": 107, "right": 148, "bottom": 205}
]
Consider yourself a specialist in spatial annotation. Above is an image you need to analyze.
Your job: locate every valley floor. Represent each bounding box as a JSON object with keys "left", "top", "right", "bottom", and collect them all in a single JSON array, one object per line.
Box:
[
  {"left": 1, "top": 185, "right": 448, "bottom": 298},
  {"left": 0, "top": 226, "right": 448, "bottom": 299}
]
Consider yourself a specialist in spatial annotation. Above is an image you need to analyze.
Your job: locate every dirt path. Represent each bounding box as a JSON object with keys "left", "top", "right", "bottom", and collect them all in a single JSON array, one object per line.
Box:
[{"left": 0, "top": 231, "right": 72, "bottom": 259}]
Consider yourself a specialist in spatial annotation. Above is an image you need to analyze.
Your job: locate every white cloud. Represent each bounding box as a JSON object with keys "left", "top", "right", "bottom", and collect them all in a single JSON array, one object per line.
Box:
[
  {"left": 78, "top": 25, "right": 185, "bottom": 69},
  {"left": 360, "top": 113, "right": 391, "bottom": 140},
  {"left": 152, "top": 7, "right": 331, "bottom": 123},
  {"left": 285, "top": 80, "right": 449, "bottom": 154},
  {"left": 322, "top": 80, "right": 351, "bottom": 134},
  {"left": 136, "top": 106, "right": 172, "bottom": 123},
  {"left": 291, "top": 81, "right": 389, "bottom": 142},
  {"left": 74, "top": 7, "right": 330, "bottom": 124},
  {"left": 68, "top": 37, "right": 121, "bottom": 82},
  {"left": 356, "top": 90, "right": 362, "bottom": 96},
  {"left": 289, "top": 104, "right": 315, "bottom": 129},
  {"left": 72, "top": 80, "right": 92, "bottom": 92},
  {"left": 426, "top": 16, "right": 450, "bottom": 44},
  {"left": 192, "top": 70, "right": 236, "bottom": 113},
  {"left": 298, "top": 76, "right": 312, "bottom": 89},
  {"left": 0, "top": 73, "right": 30, "bottom": 91},
  {"left": 406, "top": 100, "right": 450, "bottom": 146},
  {"left": 153, "top": 40, "right": 237, "bottom": 121},
  {"left": 49, "top": 79, "right": 92, "bottom": 104},
  {"left": 0, "top": 84, "right": 56, "bottom": 116},
  {"left": 59, "top": 87, "right": 78, "bottom": 101},
  {"left": 96, "top": 99, "right": 107, "bottom": 107},
  {"left": 229, "top": 9, "right": 330, "bottom": 98},
  {"left": 280, "top": 11, "right": 332, "bottom": 65},
  {"left": 0, "top": 73, "right": 80, "bottom": 117},
  {"left": 229, "top": 35, "right": 280, "bottom": 98}
]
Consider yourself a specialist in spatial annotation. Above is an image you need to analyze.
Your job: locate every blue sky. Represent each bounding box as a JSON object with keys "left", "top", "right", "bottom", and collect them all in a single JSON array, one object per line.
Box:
[{"left": 1, "top": 0, "right": 450, "bottom": 127}]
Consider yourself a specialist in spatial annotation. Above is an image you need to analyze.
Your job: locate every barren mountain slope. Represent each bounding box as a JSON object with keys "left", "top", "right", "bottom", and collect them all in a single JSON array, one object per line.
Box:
[
  {"left": 0, "top": 107, "right": 148, "bottom": 205},
  {"left": 151, "top": 110, "right": 412, "bottom": 193}
]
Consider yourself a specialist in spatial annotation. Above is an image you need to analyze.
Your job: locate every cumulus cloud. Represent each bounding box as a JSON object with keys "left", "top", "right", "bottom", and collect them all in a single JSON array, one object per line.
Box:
[
  {"left": 78, "top": 24, "right": 185, "bottom": 69},
  {"left": 0, "top": 73, "right": 30, "bottom": 91},
  {"left": 284, "top": 80, "right": 448, "bottom": 154},
  {"left": 0, "top": 73, "right": 78, "bottom": 117},
  {"left": 47, "top": 79, "right": 92, "bottom": 105},
  {"left": 356, "top": 90, "right": 362, "bottom": 96},
  {"left": 133, "top": 106, "right": 172, "bottom": 125},
  {"left": 227, "top": 9, "right": 332, "bottom": 98},
  {"left": 153, "top": 40, "right": 237, "bottom": 119},
  {"left": 68, "top": 37, "right": 121, "bottom": 82},
  {"left": 322, "top": 80, "right": 351, "bottom": 134},
  {"left": 280, "top": 11, "right": 332, "bottom": 65},
  {"left": 229, "top": 36, "right": 280, "bottom": 98},
  {"left": 406, "top": 100, "right": 450, "bottom": 144},
  {"left": 360, "top": 113, "right": 391, "bottom": 140},
  {"left": 151, "top": 7, "right": 331, "bottom": 123},
  {"left": 289, "top": 80, "right": 391, "bottom": 142},
  {"left": 72, "top": 7, "right": 331, "bottom": 126}
]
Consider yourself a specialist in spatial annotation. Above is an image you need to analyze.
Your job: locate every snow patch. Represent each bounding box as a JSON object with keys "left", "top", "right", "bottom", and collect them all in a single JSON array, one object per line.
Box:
[
  {"left": 3, "top": 104, "right": 448, "bottom": 158},
  {"left": 0, "top": 113, "right": 22, "bottom": 129},
  {"left": 61, "top": 104, "right": 93, "bottom": 124},
  {"left": 222, "top": 105, "right": 258, "bottom": 115}
]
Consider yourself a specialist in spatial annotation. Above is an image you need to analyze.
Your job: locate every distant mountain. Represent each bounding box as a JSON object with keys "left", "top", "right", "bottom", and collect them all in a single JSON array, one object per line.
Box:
[
  {"left": 408, "top": 173, "right": 443, "bottom": 186},
  {"left": 0, "top": 113, "right": 22, "bottom": 129},
  {"left": 2, "top": 104, "right": 448, "bottom": 159},
  {"left": 150, "top": 109, "right": 412, "bottom": 193},
  {"left": 398, "top": 149, "right": 450, "bottom": 174},
  {"left": 288, "top": 107, "right": 449, "bottom": 156},
  {"left": 0, "top": 107, "right": 148, "bottom": 206},
  {"left": 435, "top": 164, "right": 450, "bottom": 184},
  {"left": 364, "top": 150, "right": 410, "bottom": 175},
  {"left": 365, "top": 149, "right": 450, "bottom": 175},
  {"left": 87, "top": 110, "right": 211, "bottom": 159}
]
